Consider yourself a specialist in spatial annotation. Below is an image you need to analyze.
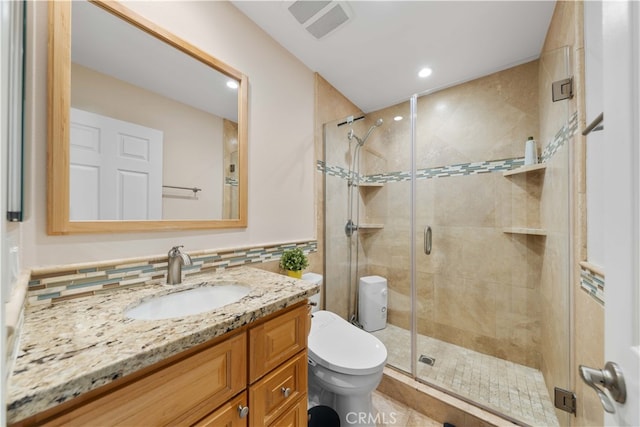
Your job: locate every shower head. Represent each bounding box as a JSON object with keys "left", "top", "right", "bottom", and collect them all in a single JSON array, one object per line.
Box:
[
  {"left": 359, "top": 118, "right": 383, "bottom": 146},
  {"left": 347, "top": 118, "right": 383, "bottom": 146}
]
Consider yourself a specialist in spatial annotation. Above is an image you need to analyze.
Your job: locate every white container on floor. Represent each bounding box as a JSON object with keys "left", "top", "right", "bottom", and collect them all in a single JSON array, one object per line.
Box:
[{"left": 358, "top": 276, "right": 387, "bottom": 332}]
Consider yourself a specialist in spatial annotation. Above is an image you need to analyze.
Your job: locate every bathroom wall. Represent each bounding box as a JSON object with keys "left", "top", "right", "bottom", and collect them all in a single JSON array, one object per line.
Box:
[
  {"left": 360, "top": 61, "right": 543, "bottom": 368},
  {"left": 20, "top": 1, "right": 316, "bottom": 269}
]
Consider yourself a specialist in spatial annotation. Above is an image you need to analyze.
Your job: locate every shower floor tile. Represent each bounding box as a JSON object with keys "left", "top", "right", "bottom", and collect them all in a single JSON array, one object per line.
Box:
[{"left": 372, "top": 324, "right": 559, "bottom": 427}]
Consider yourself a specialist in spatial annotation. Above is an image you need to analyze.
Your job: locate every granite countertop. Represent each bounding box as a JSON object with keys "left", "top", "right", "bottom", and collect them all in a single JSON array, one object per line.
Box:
[{"left": 6, "top": 267, "right": 319, "bottom": 424}]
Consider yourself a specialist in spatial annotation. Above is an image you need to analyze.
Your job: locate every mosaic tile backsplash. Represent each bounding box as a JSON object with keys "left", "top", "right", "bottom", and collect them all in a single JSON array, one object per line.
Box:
[
  {"left": 319, "top": 111, "right": 578, "bottom": 185},
  {"left": 541, "top": 111, "right": 578, "bottom": 163},
  {"left": 27, "top": 241, "right": 317, "bottom": 305},
  {"left": 580, "top": 265, "right": 605, "bottom": 306}
]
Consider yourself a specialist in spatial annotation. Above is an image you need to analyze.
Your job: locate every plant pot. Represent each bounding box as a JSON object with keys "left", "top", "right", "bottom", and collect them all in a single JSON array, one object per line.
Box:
[{"left": 287, "top": 270, "right": 303, "bottom": 279}]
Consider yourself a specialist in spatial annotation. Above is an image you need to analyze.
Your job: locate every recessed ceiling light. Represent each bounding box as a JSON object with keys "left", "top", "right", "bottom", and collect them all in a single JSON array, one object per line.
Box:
[
  {"left": 394, "top": 116, "right": 403, "bottom": 121},
  {"left": 418, "top": 67, "right": 432, "bottom": 78},
  {"left": 226, "top": 80, "right": 239, "bottom": 89}
]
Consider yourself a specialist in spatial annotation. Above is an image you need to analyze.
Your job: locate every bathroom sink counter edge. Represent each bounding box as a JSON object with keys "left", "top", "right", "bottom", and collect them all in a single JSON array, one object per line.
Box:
[{"left": 6, "top": 266, "right": 319, "bottom": 424}]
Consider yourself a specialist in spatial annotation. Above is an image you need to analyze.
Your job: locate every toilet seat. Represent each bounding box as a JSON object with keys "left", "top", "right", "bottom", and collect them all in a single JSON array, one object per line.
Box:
[{"left": 308, "top": 310, "right": 387, "bottom": 376}]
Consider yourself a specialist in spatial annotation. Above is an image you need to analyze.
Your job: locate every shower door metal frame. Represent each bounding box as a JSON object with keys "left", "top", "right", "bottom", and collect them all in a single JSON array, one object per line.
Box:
[{"left": 409, "top": 94, "right": 418, "bottom": 379}]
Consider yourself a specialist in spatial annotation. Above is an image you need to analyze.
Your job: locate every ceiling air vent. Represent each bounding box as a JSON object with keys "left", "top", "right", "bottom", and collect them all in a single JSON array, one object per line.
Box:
[{"left": 287, "top": 1, "right": 351, "bottom": 40}]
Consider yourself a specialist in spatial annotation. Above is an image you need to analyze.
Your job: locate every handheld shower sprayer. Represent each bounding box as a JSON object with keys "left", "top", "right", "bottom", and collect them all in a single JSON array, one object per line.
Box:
[
  {"left": 346, "top": 118, "right": 383, "bottom": 146},
  {"left": 359, "top": 118, "right": 383, "bottom": 146}
]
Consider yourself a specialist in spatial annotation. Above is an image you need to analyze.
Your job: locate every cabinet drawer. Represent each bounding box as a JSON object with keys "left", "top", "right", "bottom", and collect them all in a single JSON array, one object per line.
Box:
[
  {"left": 193, "top": 392, "right": 248, "bottom": 427},
  {"left": 267, "top": 396, "right": 308, "bottom": 427},
  {"left": 249, "top": 351, "right": 308, "bottom": 426},
  {"left": 43, "top": 333, "right": 246, "bottom": 427},
  {"left": 249, "top": 304, "right": 308, "bottom": 382}
]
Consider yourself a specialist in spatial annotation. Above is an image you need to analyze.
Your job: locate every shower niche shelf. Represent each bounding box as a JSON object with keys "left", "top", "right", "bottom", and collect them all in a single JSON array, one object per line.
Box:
[
  {"left": 502, "top": 227, "right": 547, "bottom": 236},
  {"left": 503, "top": 163, "right": 547, "bottom": 177},
  {"left": 358, "top": 182, "right": 384, "bottom": 189},
  {"left": 358, "top": 223, "right": 384, "bottom": 231},
  {"left": 502, "top": 163, "right": 546, "bottom": 236}
]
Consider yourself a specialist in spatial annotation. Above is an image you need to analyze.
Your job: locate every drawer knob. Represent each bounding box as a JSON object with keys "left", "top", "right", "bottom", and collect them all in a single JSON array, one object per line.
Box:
[
  {"left": 281, "top": 387, "right": 292, "bottom": 398},
  {"left": 238, "top": 405, "right": 249, "bottom": 418}
]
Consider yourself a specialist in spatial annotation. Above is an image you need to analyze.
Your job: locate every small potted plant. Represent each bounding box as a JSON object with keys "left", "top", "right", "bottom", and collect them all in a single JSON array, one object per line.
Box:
[{"left": 279, "top": 248, "right": 309, "bottom": 279}]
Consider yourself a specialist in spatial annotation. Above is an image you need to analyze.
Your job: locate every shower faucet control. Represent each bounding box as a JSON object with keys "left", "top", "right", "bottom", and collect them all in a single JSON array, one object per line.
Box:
[{"left": 345, "top": 219, "right": 358, "bottom": 237}]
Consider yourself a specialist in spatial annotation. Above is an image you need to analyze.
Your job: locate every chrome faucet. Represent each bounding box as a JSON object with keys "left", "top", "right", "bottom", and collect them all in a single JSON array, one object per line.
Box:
[{"left": 167, "top": 245, "right": 192, "bottom": 285}]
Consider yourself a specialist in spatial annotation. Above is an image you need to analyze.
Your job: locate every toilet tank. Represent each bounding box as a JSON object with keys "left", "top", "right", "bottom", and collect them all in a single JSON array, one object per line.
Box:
[
  {"left": 358, "top": 276, "right": 387, "bottom": 332},
  {"left": 302, "top": 272, "right": 322, "bottom": 312}
]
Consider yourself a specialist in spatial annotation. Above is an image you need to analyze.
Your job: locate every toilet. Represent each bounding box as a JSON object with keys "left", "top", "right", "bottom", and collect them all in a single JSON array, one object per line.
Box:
[
  {"left": 302, "top": 273, "right": 387, "bottom": 427},
  {"left": 307, "top": 310, "right": 387, "bottom": 426}
]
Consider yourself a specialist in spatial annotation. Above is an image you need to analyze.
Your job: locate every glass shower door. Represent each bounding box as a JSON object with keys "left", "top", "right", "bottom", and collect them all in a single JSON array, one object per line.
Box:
[
  {"left": 413, "top": 50, "right": 572, "bottom": 426},
  {"left": 323, "top": 102, "right": 413, "bottom": 374}
]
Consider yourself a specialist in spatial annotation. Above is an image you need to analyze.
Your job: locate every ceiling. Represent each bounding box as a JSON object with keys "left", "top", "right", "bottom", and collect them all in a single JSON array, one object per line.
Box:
[{"left": 232, "top": 1, "right": 556, "bottom": 113}]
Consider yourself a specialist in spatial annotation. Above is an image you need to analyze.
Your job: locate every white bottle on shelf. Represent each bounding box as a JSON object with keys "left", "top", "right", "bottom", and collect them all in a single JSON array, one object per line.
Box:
[{"left": 524, "top": 136, "right": 538, "bottom": 165}]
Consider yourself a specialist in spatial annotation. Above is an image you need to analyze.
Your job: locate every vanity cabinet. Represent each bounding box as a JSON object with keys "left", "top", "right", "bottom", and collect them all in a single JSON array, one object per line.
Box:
[
  {"left": 249, "top": 303, "right": 308, "bottom": 382},
  {"left": 249, "top": 304, "right": 309, "bottom": 426},
  {"left": 15, "top": 302, "right": 309, "bottom": 427},
  {"left": 37, "top": 332, "right": 247, "bottom": 427},
  {"left": 249, "top": 349, "right": 307, "bottom": 426},
  {"left": 192, "top": 392, "right": 248, "bottom": 427}
]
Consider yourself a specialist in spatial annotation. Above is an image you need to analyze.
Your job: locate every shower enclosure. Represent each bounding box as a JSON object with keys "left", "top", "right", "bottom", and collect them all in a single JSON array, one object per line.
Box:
[{"left": 323, "top": 47, "right": 573, "bottom": 427}]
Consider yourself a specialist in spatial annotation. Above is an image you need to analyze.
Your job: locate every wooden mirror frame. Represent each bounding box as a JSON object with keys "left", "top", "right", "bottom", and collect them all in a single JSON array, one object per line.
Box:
[{"left": 47, "top": 1, "right": 248, "bottom": 234}]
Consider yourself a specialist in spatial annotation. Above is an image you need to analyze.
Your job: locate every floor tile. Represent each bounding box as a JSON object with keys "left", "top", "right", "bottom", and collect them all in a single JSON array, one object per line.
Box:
[{"left": 372, "top": 324, "right": 559, "bottom": 427}]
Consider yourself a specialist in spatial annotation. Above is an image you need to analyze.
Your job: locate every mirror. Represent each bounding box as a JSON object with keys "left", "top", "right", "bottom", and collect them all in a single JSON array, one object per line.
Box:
[{"left": 48, "top": 0, "right": 248, "bottom": 234}]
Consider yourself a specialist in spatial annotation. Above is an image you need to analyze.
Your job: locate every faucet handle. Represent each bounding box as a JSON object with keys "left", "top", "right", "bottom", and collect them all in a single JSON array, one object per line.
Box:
[{"left": 168, "top": 245, "right": 184, "bottom": 257}]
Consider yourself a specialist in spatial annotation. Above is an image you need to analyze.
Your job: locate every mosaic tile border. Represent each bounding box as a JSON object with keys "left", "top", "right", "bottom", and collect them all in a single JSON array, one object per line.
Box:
[
  {"left": 27, "top": 241, "right": 317, "bottom": 306},
  {"left": 541, "top": 111, "right": 579, "bottom": 163},
  {"left": 366, "top": 158, "right": 526, "bottom": 184},
  {"left": 225, "top": 177, "right": 239, "bottom": 186},
  {"left": 320, "top": 158, "right": 526, "bottom": 184},
  {"left": 317, "top": 160, "right": 354, "bottom": 180},
  {"left": 580, "top": 265, "right": 605, "bottom": 306},
  {"left": 319, "top": 111, "right": 578, "bottom": 184}
]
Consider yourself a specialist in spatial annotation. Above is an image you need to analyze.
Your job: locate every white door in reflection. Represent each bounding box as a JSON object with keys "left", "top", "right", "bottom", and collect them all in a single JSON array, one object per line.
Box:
[{"left": 69, "top": 108, "right": 163, "bottom": 220}]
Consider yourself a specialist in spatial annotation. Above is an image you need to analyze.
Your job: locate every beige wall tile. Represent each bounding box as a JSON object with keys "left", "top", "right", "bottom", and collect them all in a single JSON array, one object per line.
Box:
[{"left": 574, "top": 288, "right": 604, "bottom": 426}]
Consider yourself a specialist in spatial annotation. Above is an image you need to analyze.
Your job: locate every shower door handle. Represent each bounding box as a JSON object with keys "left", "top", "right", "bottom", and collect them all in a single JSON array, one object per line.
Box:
[
  {"left": 424, "top": 226, "right": 432, "bottom": 255},
  {"left": 579, "top": 361, "right": 626, "bottom": 413}
]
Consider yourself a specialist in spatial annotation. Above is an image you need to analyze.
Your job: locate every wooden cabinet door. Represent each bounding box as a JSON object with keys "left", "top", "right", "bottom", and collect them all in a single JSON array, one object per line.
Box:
[
  {"left": 267, "top": 396, "right": 308, "bottom": 427},
  {"left": 42, "top": 333, "right": 246, "bottom": 427},
  {"left": 249, "top": 304, "right": 308, "bottom": 382},
  {"left": 250, "top": 351, "right": 307, "bottom": 426},
  {"left": 193, "top": 392, "right": 248, "bottom": 427}
]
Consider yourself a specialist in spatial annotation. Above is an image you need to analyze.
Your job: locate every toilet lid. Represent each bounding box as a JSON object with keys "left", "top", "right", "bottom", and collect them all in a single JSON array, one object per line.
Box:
[{"left": 308, "top": 310, "right": 387, "bottom": 375}]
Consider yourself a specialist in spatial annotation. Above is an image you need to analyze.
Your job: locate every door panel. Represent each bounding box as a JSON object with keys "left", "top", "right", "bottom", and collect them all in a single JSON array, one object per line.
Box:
[
  {"left": 69, "top": 108, "right": 163, "bottom": 220},
  {"left": 602, "top": 0, "right": 640, "bottom": 424}
]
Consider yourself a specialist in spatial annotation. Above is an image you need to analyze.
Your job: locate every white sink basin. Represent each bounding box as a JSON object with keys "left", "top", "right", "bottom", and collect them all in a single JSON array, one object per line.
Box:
[{"left": 125, "top": 284, "right": 251, "bottom": 320}]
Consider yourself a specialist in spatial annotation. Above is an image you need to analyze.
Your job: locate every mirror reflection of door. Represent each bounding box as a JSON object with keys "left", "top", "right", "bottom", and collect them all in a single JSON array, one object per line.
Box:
[
  {"left": 70, "top": 0, "right": 240, "bottom": 221},
  {"left": 70, "top": 108, "right": 163, "bottom": 220}
]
